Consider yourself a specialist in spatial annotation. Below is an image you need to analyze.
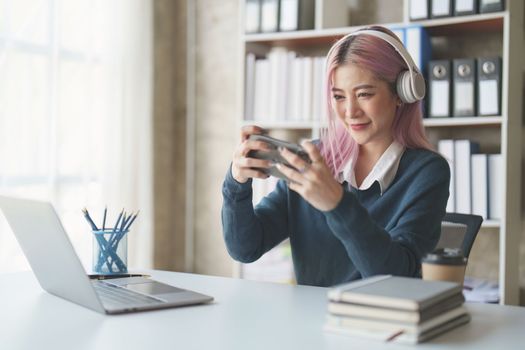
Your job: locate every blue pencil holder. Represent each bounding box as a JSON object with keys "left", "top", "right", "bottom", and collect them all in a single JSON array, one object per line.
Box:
[{"left": 92, "top": 229, "right": 128, "bottom": 274}]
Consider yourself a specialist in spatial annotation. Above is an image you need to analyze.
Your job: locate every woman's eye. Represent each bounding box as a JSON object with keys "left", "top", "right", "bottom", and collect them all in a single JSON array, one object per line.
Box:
[
  {"left": 357, "top": 92, "right": 372, "bottom": 98},
  {"left": 333, "top": 95, "right": 344, "bottom": 101}
]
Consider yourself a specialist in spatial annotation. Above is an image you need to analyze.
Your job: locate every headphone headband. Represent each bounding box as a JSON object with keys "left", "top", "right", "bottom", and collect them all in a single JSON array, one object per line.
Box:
[
  {"left": 347, "top": 30, "right": 421, "bottom": 77},
  {"left": 327, "top": 28, "right": 426, "bottom": 103}
]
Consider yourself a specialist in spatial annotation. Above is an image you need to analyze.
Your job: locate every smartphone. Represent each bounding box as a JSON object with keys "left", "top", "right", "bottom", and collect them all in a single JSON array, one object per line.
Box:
[{"left": 247, "top": 134, "right": 311, "bottom": 181}]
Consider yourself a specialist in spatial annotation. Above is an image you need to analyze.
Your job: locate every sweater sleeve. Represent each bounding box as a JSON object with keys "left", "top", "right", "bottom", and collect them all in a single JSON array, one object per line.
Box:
[
  {"left": 322, "top": 155, "right": 450, "bottom": 278},
  {"left": 221, "top": 164, "right": 289, "bottom": 263}
]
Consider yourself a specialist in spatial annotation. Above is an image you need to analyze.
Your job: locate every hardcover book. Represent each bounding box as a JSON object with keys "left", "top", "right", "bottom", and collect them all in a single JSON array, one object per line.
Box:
[
  {"left": 328, "top": 275, "right": 462, "bottom": 311},
  {"left": 328, "top": 292, "right": 465, "bottom": 323}
]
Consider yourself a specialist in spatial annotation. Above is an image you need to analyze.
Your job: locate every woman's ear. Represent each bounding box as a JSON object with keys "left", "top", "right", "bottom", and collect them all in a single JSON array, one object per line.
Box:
[{"left": 396, "top": 97, "right": 403, "bottom": 107}]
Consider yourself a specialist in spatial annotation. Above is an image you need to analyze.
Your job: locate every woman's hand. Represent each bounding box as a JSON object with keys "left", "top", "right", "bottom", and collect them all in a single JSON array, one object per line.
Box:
[
  {"left": 231, "top": 125, "right": 273, "bottom": 183},
  {"left": 276, "top": 141, "right": 343, "bottom": 211}
]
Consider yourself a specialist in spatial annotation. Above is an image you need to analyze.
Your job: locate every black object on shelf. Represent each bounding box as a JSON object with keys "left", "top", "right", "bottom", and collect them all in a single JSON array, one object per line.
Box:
[{"left": 479, "top": 0, "right": 504, "bottom": 13}]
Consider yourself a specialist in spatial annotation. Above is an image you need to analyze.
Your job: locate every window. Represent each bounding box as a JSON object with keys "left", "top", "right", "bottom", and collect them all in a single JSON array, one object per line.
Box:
[{"left": 0, "top": 0, "right": 153, "bottom": 272}]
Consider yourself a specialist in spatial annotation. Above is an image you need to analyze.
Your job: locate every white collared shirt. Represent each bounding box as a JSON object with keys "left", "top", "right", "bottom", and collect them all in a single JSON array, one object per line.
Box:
[{"left": 338, "top": 141, "right": 405, "bottom": 195}]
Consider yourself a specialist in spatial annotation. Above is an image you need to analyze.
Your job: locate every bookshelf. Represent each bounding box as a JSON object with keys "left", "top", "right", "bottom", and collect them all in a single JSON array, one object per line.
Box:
[{"left": 237, "top": 0, "right": 523, "bottom": 305}]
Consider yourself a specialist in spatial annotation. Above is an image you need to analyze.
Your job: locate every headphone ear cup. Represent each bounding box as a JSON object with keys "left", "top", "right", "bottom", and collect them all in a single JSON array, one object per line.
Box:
[
  {"left": 396, "top": 70, "right": 415, "bottom": 104},
  {"left": 396, "top": 70, "right": 426, "bottom": 104},
  {"left": 411, "top": 71, "right": 426, "bottom": 100}
]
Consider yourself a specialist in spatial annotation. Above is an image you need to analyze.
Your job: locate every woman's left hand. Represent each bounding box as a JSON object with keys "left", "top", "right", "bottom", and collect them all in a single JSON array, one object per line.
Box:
[{"left": 276, "top": 141, "right": 343, "bottom": 212}]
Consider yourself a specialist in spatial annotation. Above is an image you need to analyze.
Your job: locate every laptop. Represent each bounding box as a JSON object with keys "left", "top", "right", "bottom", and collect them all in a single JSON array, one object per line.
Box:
[{"left": 0, "top": 195, "right": 213, "bottom": 314}]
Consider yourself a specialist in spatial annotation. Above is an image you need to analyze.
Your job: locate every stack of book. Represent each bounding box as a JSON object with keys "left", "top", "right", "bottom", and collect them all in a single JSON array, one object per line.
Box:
[{"left": 324, "top": 275, "right": 470, "bottom": 344}]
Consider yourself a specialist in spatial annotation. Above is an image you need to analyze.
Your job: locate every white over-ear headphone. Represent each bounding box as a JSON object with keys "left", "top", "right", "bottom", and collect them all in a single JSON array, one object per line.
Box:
[{"left": 328, "top": 29, "right": 426, "bottom": 104}]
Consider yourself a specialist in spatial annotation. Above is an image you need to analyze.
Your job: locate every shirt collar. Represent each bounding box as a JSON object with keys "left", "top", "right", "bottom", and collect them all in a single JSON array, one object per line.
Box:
[{"left": 339, "top": 141, "right": 405, "bottom": 195}]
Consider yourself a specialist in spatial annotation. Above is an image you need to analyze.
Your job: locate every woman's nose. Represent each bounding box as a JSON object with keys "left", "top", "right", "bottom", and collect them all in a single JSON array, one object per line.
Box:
[{"left": 345, "top": 99, "right": 360, "bottom": 119}]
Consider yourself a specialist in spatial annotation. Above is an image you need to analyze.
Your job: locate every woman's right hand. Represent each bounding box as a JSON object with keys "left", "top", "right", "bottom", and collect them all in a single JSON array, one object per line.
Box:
[{"left": 231, "top": 125, "right": 272, "bottom": 183}]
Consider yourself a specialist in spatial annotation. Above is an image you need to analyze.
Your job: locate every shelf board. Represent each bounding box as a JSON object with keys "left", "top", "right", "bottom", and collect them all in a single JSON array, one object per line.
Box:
[
  {"left": 244, "top": 13, "right": 505, "bottom": 46},
  {"left": 423, "top": 116, "right": 502, "bottom": 127},
  {"left": 241, "top": 120, "right": 316, "bottom": 130}
]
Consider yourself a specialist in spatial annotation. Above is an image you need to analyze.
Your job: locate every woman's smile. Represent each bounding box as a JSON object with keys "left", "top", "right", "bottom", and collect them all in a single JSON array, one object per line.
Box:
[{"left": 349, "top": 122, "right": 371, "bottom": 131}]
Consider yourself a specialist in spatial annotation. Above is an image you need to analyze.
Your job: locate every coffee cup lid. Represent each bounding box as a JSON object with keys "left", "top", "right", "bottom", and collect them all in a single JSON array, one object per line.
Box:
[{"left": 422, "top": 248, "right": 467, "bottom": 265}]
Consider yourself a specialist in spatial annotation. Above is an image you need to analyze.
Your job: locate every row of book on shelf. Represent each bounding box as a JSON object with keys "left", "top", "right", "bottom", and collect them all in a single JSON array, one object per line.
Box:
[
  {"left": 438, "top": 139, "right": 501, "bottom": 220},
  {"left": 244, "top": 25, "right": 429, "bottom": 123},
  {"left": 410, "top": 0, "right": 504, "bottom": 21},
  {"left": 428, "top": 57, "right": 501, "bottom": 118},
  {"left": 245, "top": 0, "right": 317, "bottom": 34},
  {"left": 245, "top": 50, "right": 325, "bottom": 123}
]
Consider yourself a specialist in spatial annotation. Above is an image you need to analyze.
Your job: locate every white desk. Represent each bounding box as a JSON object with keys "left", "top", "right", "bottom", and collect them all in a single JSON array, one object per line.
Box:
[{"left": 1, "top": 270, "right": 524, "bottom": 350}]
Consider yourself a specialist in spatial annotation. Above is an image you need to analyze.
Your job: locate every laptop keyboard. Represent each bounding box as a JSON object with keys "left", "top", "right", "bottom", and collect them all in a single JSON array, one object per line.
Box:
[{"left": 93, "top": 281, "right": 166, "bottom": 307}]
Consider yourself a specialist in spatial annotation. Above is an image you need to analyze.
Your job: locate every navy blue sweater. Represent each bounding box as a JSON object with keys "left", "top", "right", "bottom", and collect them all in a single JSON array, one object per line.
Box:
[{"left": 221, "top": 148, "right": 450, "bottom": 287}]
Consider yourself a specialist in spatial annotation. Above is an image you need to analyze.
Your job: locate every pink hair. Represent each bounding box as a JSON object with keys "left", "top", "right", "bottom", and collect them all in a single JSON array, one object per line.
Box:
[{"left": 320, "top": 26, "right": 433, "bottom": 177}]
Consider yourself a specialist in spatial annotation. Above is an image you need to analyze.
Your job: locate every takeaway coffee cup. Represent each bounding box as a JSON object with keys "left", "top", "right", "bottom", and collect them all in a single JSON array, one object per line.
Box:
[{"left": 422, "top": 248, "right": 467, "bottom": 285}]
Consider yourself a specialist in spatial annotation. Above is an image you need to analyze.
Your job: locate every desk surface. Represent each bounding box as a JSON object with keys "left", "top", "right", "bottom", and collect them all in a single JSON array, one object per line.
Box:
[{"left": 1, "top": 270, "right": 524, "bottom": 350}]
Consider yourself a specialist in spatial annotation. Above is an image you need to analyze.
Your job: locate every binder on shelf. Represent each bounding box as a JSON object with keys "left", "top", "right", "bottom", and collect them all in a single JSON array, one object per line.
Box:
[
  {"left": 454, "top": 0, "right": 478, "bottom": 16},
  {"left": 279, "top": 0, "right": 315, "bottom": 32},
  {"left": 311, "top": 57, "right": 325, "bottom": 122},
  {"left": 409, "top": 0, "right": 429, "bottom": 20},
  {"left": 471, "top": 154, "right": 489, "bottom": 219},
  {"left": 405, "top": 26, "right": 432, "bottom": 76},
  {"left": 268, "top": 47, "right": 287, "bottom": 122},
  {"left": 438, "top": 140, "right": 455, "bottom": 213},
  {"left": 477, "top": 57, "right": 501, "bottom": 116},
  {"left": 454, "top": 140, "right": 480, "bottom": 215},
  {"left": 244, "top": 53, "right": 256, "bottom": 120},
  {"left": 282, "top": 51, "right": 296, "bottom": 121},
  {"left": 453, "top": 58, "right": 477, "bottom": 117},
  {"left": 429, "top": 60, "right": 452, "bottom": 118},
  {"left": 479, "top": 0, "right": 504, "bottom": 13},
  {"left": 289, "top": 56, "right": 304, "bottom": 121},
  {"left": 260, "top": 0, "right": 280, "bottom": 33},
  {"left": 431, "top": 0, "right": 453, "bottom": 18},
  {"left": 283, "top": 50, "right": 297, "bottom": 121},
  {"left": 301, "top": 56, "right": 314, "bottom": 121},
  {"left": 245, "top": 0, "right": 261, "bottom": 34},
  {"left": 488, "top": 154, "right": 503, "bottom": 220},
  {"left": 253, "top": 58, "right": 270, "bottom": 122}
]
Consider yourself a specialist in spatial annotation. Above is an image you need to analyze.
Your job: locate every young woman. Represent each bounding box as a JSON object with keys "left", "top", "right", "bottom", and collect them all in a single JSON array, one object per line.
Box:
[{"left": 221, "top": 26, "right": 450, "bottom": 287}]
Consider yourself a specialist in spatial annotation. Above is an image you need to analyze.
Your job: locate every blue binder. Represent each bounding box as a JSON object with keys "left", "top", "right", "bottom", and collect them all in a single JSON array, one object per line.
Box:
[{"left": 404, "top": 25, "right": 432, "bottom": 78}]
